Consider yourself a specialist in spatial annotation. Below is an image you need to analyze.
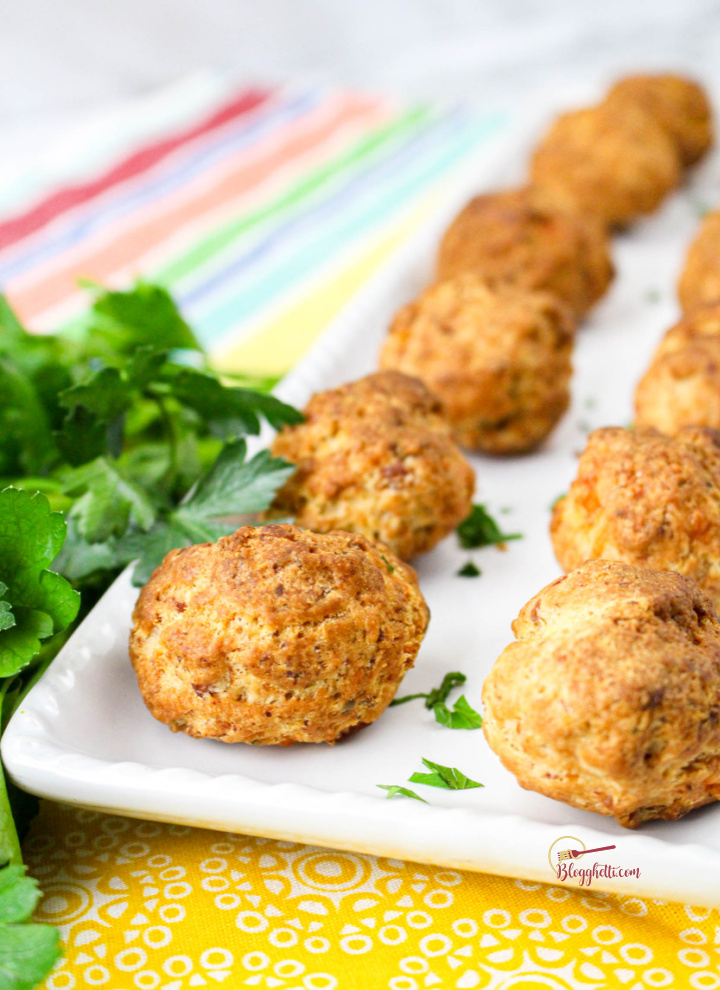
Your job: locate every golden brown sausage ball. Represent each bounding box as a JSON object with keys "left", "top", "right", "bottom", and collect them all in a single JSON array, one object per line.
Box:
[
  {"left": 269, "top": 371, "right": 475, "bottom": 560},
  {"left": 530, "top": 102, "right": 681, "bottom": 228},
  {"left": 436, "top": 186, "right": 613, "bottom": 318},
  {"left": 129, "top": 524, "right": 430, "bottom": 746},
  {"left": 635, "top": 307, "right": 720, "bottom": 434},
  {"left": 482, "top": 559, "right": 720, "bottom": 828},
  {"left": 551, "top": 425, "right": 720, "bottom": 608},
  {"left": 678, "top": 210, "right": 720, "bottom": 313},
  {"left": 605, "top": 73, "right": 713, "bottom": 166},
  {"left": 379, "top": 274, "right": 575, "bottom": 455}
]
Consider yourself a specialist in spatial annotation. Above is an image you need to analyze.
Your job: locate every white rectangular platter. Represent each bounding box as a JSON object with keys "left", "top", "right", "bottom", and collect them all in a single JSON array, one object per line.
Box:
[{"left": 6, "top": 92, "right": 720, "bottom": 906}]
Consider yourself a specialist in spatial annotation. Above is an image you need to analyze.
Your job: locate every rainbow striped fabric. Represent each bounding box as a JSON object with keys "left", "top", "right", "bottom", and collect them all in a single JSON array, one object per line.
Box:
[{"left": 0, "top": 84, "right": 505, "bottom": 377}]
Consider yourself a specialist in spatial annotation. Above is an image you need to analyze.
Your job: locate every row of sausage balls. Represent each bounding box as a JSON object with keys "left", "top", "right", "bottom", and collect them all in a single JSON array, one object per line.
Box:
[{"left": 128, "top": 73, "right": 720, "bottom": 831}]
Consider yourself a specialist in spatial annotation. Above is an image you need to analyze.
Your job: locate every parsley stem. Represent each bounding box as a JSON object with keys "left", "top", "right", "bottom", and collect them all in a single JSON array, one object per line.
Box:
[
  {"left": 389, "top": 692, "right": 429, "bottom": 707},
  {"left": 154, "top": 396, "right": 180, "bottom": 491},
  {"left": 0, "top": 684, "right": 22, "bottom": 866}
]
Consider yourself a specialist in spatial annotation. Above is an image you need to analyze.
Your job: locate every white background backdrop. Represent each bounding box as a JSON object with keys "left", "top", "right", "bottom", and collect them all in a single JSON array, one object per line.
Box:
[{"left": 4, "top": 0, "right": 720, "bottom": 169}]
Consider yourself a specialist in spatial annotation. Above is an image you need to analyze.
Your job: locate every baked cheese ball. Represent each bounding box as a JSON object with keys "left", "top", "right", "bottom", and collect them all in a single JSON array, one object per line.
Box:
[
  {"left": 530, "top": 101, "right": 681, "bottom": 228},
  {"left": 482, "top": 560, "right": 720, "bottom": 827},
  {"left": 268, "top": 371, "right": 475, "bottom": 560},
  {"left": 635, "top": 307, "right": 720, "bottom": 434},
  {"left": 129, "top": 524, "right": 430, "bottom": 746},
  {"left": 551, "top": 425, "right": 720, "bottom": 609},
  {"left": 436, "top": 186, "right": 613, "bottom": 318},
  {"left": 379, "top": 274, "right": 575, "bottom": 454},
  {"left": 605, "top": 73, "right": 713, "bottom": 166},
  {"left": 678, "top": 210, "right": 720, "bottom": 313}
]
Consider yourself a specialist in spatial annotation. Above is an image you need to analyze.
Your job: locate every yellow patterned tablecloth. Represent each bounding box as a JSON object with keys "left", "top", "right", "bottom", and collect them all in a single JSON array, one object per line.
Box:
[{"left": 27, "top": 802, "right": 719, "bottom": 990}]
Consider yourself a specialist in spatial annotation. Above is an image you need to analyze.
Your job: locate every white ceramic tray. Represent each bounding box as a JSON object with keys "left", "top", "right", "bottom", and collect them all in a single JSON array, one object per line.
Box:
[{"left": 6, "top": 98, "right": 720, "bottom": 907}]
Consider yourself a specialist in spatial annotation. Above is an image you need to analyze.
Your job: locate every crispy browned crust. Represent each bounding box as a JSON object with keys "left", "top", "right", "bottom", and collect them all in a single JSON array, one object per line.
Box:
[
  {"left": 606, "top": 73, "right": 713, "bottom": 166},
  {"left": 268, "top": 371, "right": 475, "bottom": 560},
  {"left": 436, "top": 186, "right": 613, "bottom": 318},
  {"left": 129, "top": 524, "right": 430, "bottom": 745},
  {"left": 679, "top": 211, "right": 720, "bottom": 314},
  {"left": 551, "top": 426, "right": 720, "bottom": 608},
  {"left": 530, "top": 102, "right": 681, "bottom": 228},
  {"left": 379, "top": 274, "right": 575, "bottom": 454},
  {"left": 482, "top": 559, "right": 720, "bottom": 828},
  {"left": 635, "top": 307, "right": 720, "bottom": 434}
]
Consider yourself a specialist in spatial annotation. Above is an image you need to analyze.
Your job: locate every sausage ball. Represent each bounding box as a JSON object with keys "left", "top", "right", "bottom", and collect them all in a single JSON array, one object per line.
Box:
[
  {"left": 482, "top": 560, "right": 720, "bottom": 828},
  {"left": 379, "top": 274, "right": 575, "bottom": 455},
  {"left": 551, "top": 425, "right": 720, "bottom": 609},
  {"left": 268, "top": 371, "right": 475, "bottom": 560},
  {"left": 129, "top": 524, "right": 430, "bottom": 745},
  {"left": 678, "top": 210, "right": 720, "bottom": 314},
  {"left": 635, "top": 307, "right": 720, "bottom": 434},
  {"left": 436, "top": 186, "right": 613, "bottom": 318},
  {"left": 605, "top": 73, "right": 713, "bottom": 166},
  {"left": 530, "top": 101, "right": 681, "bottom": 228}
]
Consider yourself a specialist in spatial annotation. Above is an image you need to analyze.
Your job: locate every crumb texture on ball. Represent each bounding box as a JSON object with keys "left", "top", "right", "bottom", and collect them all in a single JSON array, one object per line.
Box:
[
  {"left": 635, "top": 307, "right": 720, "bottom": 434},
  {"left": 129, "top": 524, "right": 430, "bottom": 745},
  {"left": 551, "top": 426, "right": 720, "bottom": 608},
  {"left": 606, "top": 73, "right": 713, "bottom": 166},
  {"left": 380, "top": 274, "right": 575, "bottom": 454},
  {"left": 436, "top": 186, "right": 613, "bottom": 317},
  {"left": 679, "top": 210, "right": 720, "bottom": 313},
  {"left": 482, "top": 559, "right": 720, "bottom": 827},
  {"left": 530, "top": 102, "right": 681, "bottom": 228},
  {"left": 269, "top": 371, "right": 475, "bottom": 560}
]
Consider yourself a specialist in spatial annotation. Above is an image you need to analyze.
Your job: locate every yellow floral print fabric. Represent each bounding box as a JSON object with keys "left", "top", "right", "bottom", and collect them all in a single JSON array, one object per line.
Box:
[{"left": 26, "top": 802, "right": 720, "bottom": 990}]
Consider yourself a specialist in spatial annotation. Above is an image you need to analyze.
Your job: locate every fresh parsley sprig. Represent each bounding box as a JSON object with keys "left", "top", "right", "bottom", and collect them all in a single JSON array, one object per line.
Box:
[
  {"left": 0, "top": 282, "right": 305, "bottom": 989},
  {"left": 0, "top": 489, "right": 79, "bottom": 985},
  {"left": 0, "top": 866, "right": 62, "bottom": 988}
]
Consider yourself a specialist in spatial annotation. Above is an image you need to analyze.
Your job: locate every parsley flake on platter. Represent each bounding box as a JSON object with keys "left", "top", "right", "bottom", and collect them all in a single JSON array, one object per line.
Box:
[
  {"left": 456, "top": 504, "right": 522, "bottom": 550},
  {"left": 432, "top": 694, "right": 483, "bottom": 730},
  {"left": 377, "top": 785, "right": 427, "bottom": 803},
  {"left": 409, "top": 758, "right": 483, "bottom": 791}
]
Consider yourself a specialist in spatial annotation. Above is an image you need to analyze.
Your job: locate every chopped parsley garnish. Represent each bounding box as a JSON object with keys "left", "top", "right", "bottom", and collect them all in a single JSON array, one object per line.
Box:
[
  {"left": 457, "top": 561, "right": 481, "bottom": 578},
  {"left": 409, "top": 758, "right": 483, "bottom": 791},
  {"left": 456, "top": 504, "right": 521, "bottom": 550},
  {"left": 390, "top": 672, "right": 482, "bottom": 730},
  {"left": 377, "top": 785, "right": 427, "bottom": 803},
  {"left": 391, "top": 671, "right": 465, "bottom": 708},
  {"left": 381, "top": 554, "right": 395, "bottom": 574},
  {"left": 432, "top": 694, "right": 483, "bottom": 729}
]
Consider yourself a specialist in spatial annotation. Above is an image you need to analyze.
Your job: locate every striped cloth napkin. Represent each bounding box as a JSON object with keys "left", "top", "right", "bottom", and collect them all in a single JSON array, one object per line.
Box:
[{"left": 0, "top": 82, "right": 503, "bottom": 376}]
